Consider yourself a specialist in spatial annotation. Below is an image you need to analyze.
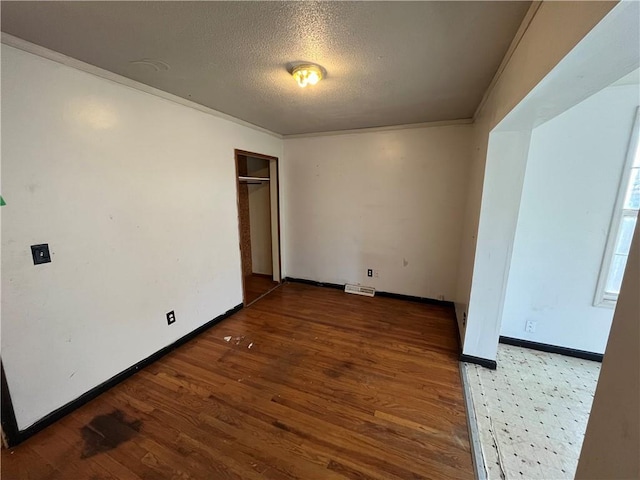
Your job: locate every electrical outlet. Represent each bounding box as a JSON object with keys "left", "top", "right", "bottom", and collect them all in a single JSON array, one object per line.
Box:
[
  {"left": 525, "top": 320, "right": 536, "bottom": 333},
  {"left": 367, "top": 269, "right": 373, "bottom": 277},
  {"left": 438, "top": 294, "right": 445, "bottom": 301},
  {"left": 463, "top": 312, "right": 467, "bottom": 327},
  {"left": 167, "top": 310, "right": 176, "bottom": 325}
]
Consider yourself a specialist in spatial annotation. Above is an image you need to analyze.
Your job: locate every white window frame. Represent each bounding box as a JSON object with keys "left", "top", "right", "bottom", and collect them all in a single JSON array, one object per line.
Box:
[{"left": 594, "top": 107, "right": 640, "bottom": 308}]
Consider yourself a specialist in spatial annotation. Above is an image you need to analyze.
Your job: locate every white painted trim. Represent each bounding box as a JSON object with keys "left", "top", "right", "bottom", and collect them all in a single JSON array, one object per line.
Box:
[
  {"left": 473, "top": 2, "right": 543, "bottom": 121},
  {"left": 283, "top": 118, "right": 473, "bottom": 139},
  {"left": 594, "top": 107, "right": 640, "bottom": 308},
  {"left": 1, "top": 33, "right": 283, "bottom": 140}
]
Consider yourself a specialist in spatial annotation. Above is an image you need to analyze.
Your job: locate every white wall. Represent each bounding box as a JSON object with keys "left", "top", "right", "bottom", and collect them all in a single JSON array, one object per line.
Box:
[
  {"left": 457, "top": 1, "right": 638, "bottom": 361},
  {"left": 248, "top": 182, "right": 273, "bottom": 275},
  {"left": 462, "top": 129, "right": 532, "bottom": 357},
  {"left": 455, "top": 1, "right": 617, "bottom": 352},
  {"left": 500, "top": 85, "right": 638, "bottom": 353},
  {"left": 0, "top": 45, "right": 283, "bottom": 430},
  {"left": 269, "top": 160, "right": 281, "bottom": 282},
  {"left": 576, "top": 222, "right": 639, "bottom": 479},
  {"left": 283, "top": 125, "right": 472, "bottom": 300},
  {"left": 246, "top": 158, "right": 273, "bottom": 276}
]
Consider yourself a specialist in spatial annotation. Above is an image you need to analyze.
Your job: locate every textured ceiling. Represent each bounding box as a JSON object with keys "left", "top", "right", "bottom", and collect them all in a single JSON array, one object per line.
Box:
[{"left": 1, "top": 1, "right": 530, "bottom": 135}]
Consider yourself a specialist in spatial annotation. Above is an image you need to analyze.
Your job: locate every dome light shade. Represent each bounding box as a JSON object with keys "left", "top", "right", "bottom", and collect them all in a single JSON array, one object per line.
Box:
[{"left": 292, "top": 64, "right": 324, "bottom": 88}]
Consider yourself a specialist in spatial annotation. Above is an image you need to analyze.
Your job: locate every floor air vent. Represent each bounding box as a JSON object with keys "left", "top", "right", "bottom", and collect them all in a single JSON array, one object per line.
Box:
[{"left": 344, "top": 284, "right": 376, "bottom": 297}]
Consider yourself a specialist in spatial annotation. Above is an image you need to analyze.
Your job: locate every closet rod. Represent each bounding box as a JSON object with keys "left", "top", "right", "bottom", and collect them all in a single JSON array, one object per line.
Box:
[{"left": 238, "top": 176, "right": 270, "bottom": 183}]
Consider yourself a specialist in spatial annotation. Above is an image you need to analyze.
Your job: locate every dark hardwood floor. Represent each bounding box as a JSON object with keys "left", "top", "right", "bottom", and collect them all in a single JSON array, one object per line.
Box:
[
  {"left": 1, "top": 283, "right": 473, "bottom": 479},
  {"left": 244, "top": 274, "right": 279, "bottom": 305}
]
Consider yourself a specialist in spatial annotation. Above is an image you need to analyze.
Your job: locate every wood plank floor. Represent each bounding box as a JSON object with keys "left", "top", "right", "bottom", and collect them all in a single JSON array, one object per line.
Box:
[{"left": 1, "top": 283, "right": 474, "bottom": 479}]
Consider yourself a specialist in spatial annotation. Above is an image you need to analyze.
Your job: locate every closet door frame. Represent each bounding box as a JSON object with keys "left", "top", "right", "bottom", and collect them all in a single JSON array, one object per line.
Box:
[{"left": 233, "top": 149, "right": 282, "bottom": 306}]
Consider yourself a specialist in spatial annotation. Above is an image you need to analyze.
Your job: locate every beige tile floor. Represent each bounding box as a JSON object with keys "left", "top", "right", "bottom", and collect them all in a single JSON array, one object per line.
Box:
[{"left": 464, "top": 344, "right": 601, "bottom": 479}]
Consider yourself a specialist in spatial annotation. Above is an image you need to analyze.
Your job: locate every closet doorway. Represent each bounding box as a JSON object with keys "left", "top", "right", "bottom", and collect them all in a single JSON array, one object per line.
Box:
[{"left": 234, "top": 149, "right": 281, "bottom": 305}]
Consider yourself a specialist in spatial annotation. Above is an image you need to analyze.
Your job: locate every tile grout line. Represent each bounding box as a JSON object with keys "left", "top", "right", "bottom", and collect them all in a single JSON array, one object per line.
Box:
[
  {"left": 475, "top": 365, "right": 507, "bottom": 480},
  {"left": 486, "top": 414, "right": 507, "bottom": 480}
]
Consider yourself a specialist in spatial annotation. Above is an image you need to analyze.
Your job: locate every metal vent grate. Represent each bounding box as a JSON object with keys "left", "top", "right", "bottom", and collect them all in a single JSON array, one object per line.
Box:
[{"left": 344, "top": 284, "right": 376, "bottom": 297}]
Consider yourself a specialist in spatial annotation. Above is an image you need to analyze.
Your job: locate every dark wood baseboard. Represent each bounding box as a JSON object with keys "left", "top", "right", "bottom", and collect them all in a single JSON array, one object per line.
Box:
[
  {"left": 284, "top": 276, "right": 344, "bottom": 290},
  {"left": 284, "top": 277, "right": 454, "bottom": 307},
  {"left": 1, "top": 303, "right": 243, "bottom": 447},
  {"left": 376, "top": 290, "right": 454, "bottom": 307},
  {"left": 459, "top": 354, "right": 497, "bottom": 370},
  {"left": 499, "top": 336, "right": 603, "bottom": 362}
]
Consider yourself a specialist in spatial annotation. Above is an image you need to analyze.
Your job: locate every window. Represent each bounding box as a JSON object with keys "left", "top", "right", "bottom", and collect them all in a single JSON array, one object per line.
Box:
[{"left": 595, "top": 108, "right": 640, "bottom": 307}]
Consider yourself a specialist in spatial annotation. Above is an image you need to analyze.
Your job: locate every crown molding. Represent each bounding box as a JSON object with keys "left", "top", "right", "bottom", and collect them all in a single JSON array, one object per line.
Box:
[
  {"left": 1, "top": 33, "right": 283, "bottom": 140},
  {"left": 473, "top": 1, "right": 543, "bottom": 121},
  {"left": 283, "top": 118, "right": 474, "bottom": 139}
]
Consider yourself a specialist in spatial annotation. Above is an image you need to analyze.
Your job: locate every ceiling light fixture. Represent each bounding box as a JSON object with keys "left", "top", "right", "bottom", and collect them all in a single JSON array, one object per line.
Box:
[{"left": 291, "top": 64, "right": 324, "bottom": 88}]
